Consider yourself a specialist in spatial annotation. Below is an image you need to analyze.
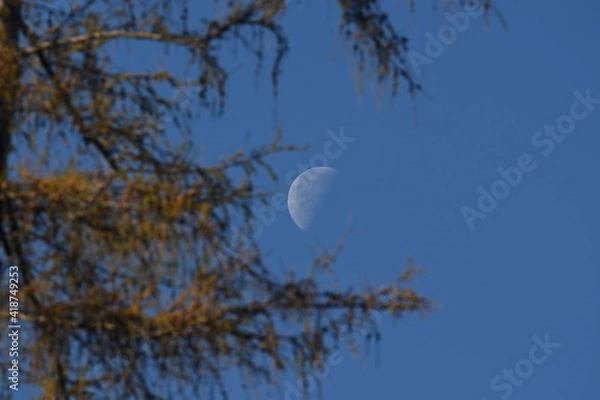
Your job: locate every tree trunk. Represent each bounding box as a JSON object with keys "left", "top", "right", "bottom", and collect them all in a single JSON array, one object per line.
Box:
[{"left": 0, "top": 0, "right": 21, "bottom": 181}]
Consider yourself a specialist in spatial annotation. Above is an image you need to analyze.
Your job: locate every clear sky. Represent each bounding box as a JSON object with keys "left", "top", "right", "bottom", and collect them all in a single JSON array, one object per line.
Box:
[
  {"left": 13, "top": 0, "right": 600, "bottom": 398},
  {"left": 193, "top": 1, "right": 599, "bottom": 399}
]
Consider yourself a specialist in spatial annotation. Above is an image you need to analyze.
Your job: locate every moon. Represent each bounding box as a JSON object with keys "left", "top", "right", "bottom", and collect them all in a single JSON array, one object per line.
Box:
[{"left": 287, "top": 167, "right": 337, "bottom": 231}]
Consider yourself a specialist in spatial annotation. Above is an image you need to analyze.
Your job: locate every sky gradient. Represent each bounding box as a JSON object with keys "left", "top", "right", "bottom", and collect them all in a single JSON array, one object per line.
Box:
[
  {"left": 204, "top": 1, "right": 600, "bottom": 399},
  {"left": 11, "top": 0, "right": 600, "bottom": 398}
]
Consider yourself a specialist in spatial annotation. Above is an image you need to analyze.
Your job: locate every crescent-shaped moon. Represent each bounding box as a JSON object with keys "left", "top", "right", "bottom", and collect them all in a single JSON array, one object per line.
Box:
[{"left": 287, "top": 167, "right": 337, "bottom": 231}]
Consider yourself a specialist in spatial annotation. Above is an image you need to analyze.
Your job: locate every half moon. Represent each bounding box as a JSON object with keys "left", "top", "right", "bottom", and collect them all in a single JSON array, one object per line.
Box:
[{"left": 287, "top": 167, "right": 337, "bottom": 231}]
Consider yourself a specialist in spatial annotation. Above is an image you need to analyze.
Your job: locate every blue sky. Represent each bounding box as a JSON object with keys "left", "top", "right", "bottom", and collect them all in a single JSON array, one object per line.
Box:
[
  {"left": 10, "top": 0, "right": 600, "bottom": 398},
  {"left": 197, "top": 0, "right": 599, "bottom": 399}
]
